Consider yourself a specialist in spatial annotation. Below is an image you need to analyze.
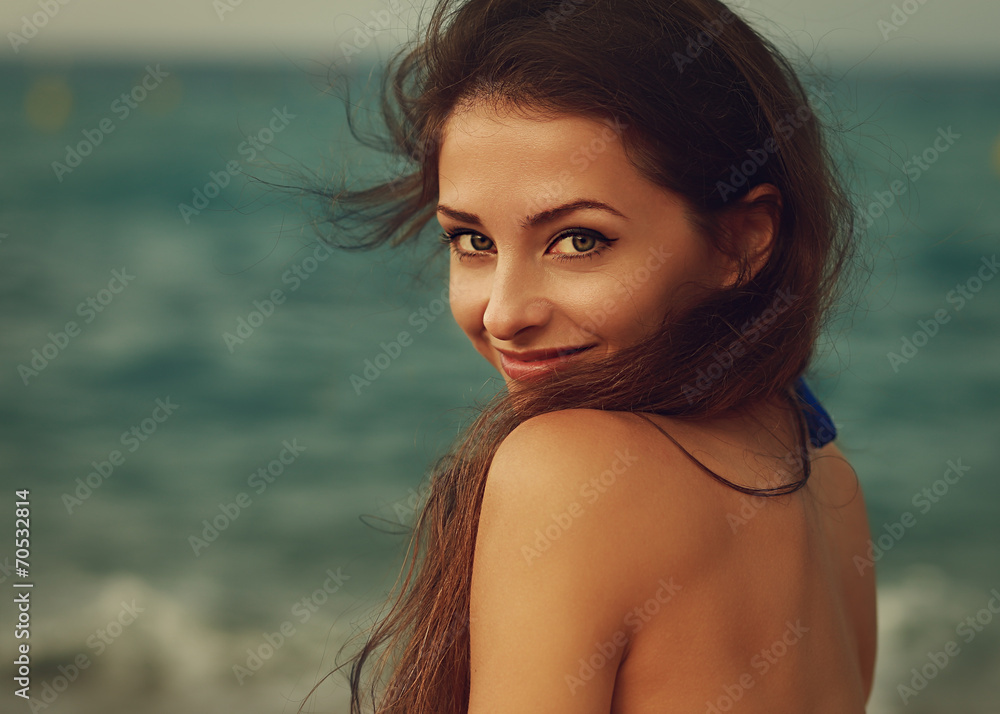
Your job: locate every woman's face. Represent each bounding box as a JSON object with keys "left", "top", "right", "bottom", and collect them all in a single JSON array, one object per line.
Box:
[{"left": 437, "top": 102, "right": 732, "bottom": 387}]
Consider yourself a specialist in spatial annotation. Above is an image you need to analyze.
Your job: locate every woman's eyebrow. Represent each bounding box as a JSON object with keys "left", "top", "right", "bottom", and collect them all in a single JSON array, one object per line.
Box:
[{"left": 436, "top": 199, "right": 630, "bottom": 229}]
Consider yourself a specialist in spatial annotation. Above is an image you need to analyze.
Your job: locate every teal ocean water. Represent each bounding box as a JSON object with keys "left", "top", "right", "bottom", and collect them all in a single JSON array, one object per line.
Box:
[{"left": 1, "top": 59, "right": 998, "bottom": 713}]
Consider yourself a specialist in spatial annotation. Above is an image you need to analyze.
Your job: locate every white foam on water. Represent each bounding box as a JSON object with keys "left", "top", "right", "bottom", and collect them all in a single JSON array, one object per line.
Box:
[
  {"left": 867, "top": 564, "right": 1000, "bottom": 713},
  {"left": 9, "top": 571, "right": 375, "bottom": 714}
]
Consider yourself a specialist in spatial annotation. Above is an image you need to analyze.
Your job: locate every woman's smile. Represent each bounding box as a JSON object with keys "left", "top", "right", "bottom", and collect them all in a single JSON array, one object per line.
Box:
[{"left": 495, "top": 344, "right": 597, "bottom": 381}]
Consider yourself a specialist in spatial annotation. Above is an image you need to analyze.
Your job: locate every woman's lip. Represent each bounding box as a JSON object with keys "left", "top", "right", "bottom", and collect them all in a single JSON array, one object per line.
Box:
[{"left": 498, "top": 345, "right": 596, "bottom": 381}]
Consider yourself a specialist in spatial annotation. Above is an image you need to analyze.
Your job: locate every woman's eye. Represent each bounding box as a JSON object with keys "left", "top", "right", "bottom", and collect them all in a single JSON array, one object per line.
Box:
[
  {"left": 438, "top": 231, "right": 493, "bottom": 258},
  {"left": 439, "top": 228, "right": 615, "bottom": 262},
  {"left": 467, "top": 234, "right": 493, "bottom": 251},
  {"left": 549, "top": 229, "right": 616, "bottom": 260},
  {"left": 551, "top": 232, "right": 599, "bottom": 255}
]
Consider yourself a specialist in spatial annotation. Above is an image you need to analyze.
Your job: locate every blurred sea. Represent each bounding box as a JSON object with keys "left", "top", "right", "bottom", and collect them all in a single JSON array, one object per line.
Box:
[{"left": 0, "top": 59, "right": 998, "bottom": 713}]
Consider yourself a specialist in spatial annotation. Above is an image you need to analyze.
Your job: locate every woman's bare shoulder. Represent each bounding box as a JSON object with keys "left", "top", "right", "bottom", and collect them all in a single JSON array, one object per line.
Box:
[
  {"left": 487, "top": 408, "right": 733, "bottom": 573},
  {"left": 493, "top": 407, "right": 738, "bottom": 501},
  {"left": 493, "top": 408, "right": 710, "bottom": 496}
]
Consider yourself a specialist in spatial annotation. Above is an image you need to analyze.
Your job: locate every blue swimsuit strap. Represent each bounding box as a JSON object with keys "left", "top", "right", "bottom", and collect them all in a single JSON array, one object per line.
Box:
[
  {"left": 792, "top": 375, "right": 836, "bottom": 448},
  {"left": 631, "top": 377, "right": 833, "bottom": 494}
]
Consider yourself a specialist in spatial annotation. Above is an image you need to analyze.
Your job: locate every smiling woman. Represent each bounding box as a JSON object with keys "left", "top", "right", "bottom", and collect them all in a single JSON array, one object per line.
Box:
[
  {"left": 289, "top": 0, "right": 874, "bottom": 712},
  {"left": 434, "top": 107, "right": 760, "bottom": 387}
]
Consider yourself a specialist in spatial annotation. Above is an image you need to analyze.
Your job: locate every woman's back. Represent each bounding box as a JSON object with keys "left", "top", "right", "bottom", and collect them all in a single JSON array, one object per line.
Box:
[{"left": 602, "top": 405, "right": 877, "bottom": 712}]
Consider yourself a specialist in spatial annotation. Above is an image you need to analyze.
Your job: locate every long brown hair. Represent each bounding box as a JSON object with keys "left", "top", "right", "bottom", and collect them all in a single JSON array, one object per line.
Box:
[{"left": 293, "top": 0, "right": 858, "bottom": 710}]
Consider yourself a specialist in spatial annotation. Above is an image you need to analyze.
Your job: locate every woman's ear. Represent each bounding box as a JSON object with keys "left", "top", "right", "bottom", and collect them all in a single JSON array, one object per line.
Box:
[{"left": 718, "top": 183, "right": 783, "bottom": 289}]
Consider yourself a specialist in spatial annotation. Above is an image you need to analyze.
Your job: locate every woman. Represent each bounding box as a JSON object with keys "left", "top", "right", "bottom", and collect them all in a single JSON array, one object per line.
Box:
[{"left": 300, "top": 0, "right": 877, "bottom": 711}]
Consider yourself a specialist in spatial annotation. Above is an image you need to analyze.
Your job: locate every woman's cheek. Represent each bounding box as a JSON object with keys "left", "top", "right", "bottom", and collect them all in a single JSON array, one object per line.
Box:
[{"left": 447, "top": 275, "right": 482, "bottom": 331}]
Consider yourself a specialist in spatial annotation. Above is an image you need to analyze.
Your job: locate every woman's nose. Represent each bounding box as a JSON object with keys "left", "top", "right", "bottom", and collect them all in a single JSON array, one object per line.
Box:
[{"left": 481, "top": 258, "right": 551, "bottom": 341}]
